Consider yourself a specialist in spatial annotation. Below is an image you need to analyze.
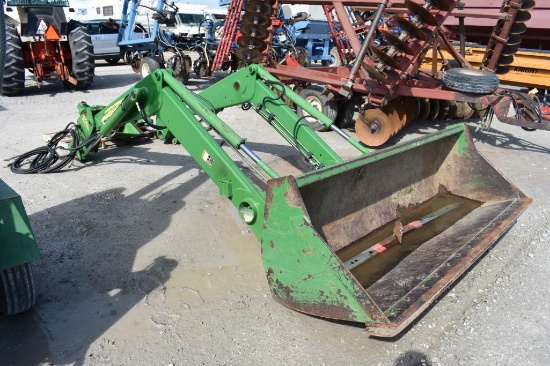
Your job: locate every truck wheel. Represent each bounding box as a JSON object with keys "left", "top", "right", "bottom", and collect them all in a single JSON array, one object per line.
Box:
[
  {"left": 297, "top": 85, "right": 337, "bottom": 131},
  {"left": 68, "top": 26, "right": 95, "bottom": 89},
  {"left": 322, "top": 47, "right": 341, "bottom": 67},
  {"left": 0, "top": 262, "right": 36, "bottom": 315},
  {"left": 2, "top": 23, "right": 25, "bottom": 96},
  {"left": 140, "top": 57, "right": 161, "bottom": 78},
  {"left": 443, "top": 68, "right": 500, "bottom": 94}
]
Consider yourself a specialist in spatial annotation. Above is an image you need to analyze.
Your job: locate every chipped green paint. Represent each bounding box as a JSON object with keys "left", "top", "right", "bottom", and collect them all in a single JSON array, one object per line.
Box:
[{"left": 261, "top": 177, "right": 377, "bottom": 323}]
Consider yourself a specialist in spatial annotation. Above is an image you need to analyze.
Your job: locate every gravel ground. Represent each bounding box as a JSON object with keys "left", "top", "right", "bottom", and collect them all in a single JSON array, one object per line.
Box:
[{"left": 0, "top": 61, "right": 549, "bottom": 366}]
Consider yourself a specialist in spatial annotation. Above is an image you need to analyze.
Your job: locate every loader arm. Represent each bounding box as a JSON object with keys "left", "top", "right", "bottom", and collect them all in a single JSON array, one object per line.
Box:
[{"left": 73, "top": 65, "right": 369, "bottom": 239}]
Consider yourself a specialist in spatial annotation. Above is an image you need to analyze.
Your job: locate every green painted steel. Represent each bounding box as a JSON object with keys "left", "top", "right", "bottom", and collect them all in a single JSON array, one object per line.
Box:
[
  {"left": 0, "top": 179, "right": 40, "bottom": 270},
  {"left": 69, "top": 65, "right": 531, "bottom": 336},
  {"left": 261, "top": 176, "right": 383, "bottom": 324},
  {"left": 72, "top": 66, "right": 368, "bottom": 238},
  {"left": 295, "top": 123, "right": 470, "bottom": 187},
  {"left": 199, "top": 66, "right": 344, "bottom": 167}
]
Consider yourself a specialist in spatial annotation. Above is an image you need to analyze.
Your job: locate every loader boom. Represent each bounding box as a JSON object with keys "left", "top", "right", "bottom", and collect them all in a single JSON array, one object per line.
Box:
[
  {"left": 70, "top": 65, "right": 531, "bottom": 337},
  {"left": 74, "top": 65, "right": 369, "bottom": 238}
]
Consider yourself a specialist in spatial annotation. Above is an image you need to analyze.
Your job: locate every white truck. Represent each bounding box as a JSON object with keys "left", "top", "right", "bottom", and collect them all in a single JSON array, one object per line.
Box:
[{"left": 168, "top": 3, "right": 226, "bottom": 38}]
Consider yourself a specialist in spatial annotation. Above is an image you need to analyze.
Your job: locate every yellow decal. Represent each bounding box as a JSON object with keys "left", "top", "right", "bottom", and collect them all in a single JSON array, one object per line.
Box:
[
  {"left": 80, "top": 113, "right": 90, "bottom": 130},
  {"left": 101, "top": 99, "right": 124, "bottom": 124},
  {"left": 201, "top": 150, "right": 213, "bottom": 167}
]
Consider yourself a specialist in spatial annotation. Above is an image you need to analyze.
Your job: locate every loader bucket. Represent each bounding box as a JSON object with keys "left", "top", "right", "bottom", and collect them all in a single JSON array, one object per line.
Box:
[{"left": 261, "top": 123, "right": 530, "bottom": 337}]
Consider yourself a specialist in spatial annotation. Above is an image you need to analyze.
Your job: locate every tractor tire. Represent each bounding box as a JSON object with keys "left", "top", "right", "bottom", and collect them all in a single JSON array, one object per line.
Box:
[
  {"left": 140, "top": 57, "right": 161, "bottom": 78},
  {"left": 2, "top": 23, "right": 25, "bottom": 96},
  {"left": 105, "top": 57, "right": 121, "bottom": 65},
  {"left": 321, "top": 46, "right": 341, "bottom": 67},
  {"left": 443, "top": 68, "right": 500, "bottom": 94},
  {"left": 0, "top": 262, "right": 36, "bottom": 315},
  {"left": 297, "top": 85, "right": 337, "bottom": 131},
  {"left": 68, "top": 26, "right": 95, "bottom": 89}
]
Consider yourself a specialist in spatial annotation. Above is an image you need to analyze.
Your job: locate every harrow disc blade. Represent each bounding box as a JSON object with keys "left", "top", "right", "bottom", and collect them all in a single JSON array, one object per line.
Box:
[
  {"left": 383, "top": 101, "right": 407, "bottom": 134},
  {"left": 355, "top": 109, "right": 393, "bottom": 146},
  {"left": 416, "top": 98, "right": 431, "bottom": 122},
  {"left": 521, "top": 0, "right": 535, "bottom": 10},
  {"left": 497, "top": 54, "right": 515, "bottom": 66},
  {"left": 502, "top": 44, "right": 519, "bottom": 56},
  {"left": 506, "top": 34, "right": 523, "bottom": 46},
  {"left": 406, "top": 0, "right": 438, "bottom": 26},
  {"left": 245, "top": 1, "right": 274, "bottom": 17},
  {"left": 237, "top": 35, "right": 268, "bottom": 51},
  {"left": 380, "top": 30, "right": 414, "bottom": 55},
  {"left": 437, "top": 100, "right": 451, "bottom": 120},
  {"left": 461, "top": 102, "right": 475, "bottom": 119},
  {"left": 428, "top": 0, "right": 451, "bottom": 11},
  {"left": 393, "top": 16, "right": 428, "bottom": 41},
  {"left": 454, "top": 101, "right": 467, "bottom": 119},
  {"left": 495, "top": 65, "right": 511, "bottom": 74},
  {"left": 400, "top": 97, "right": 419, "bottom": 122},
  {"left": 427, "top": 99, "right": 440, "bottom": 120},
  {"left": 371, "top": 46, "right": 403, "bottom": 70},
  {"left": 240, "top": 24, "right": 269, "bottom": 40},
  {"left": 514, "top": 9, "right": 532, "bottom": 23},
  {"left": 242, "top": 12, "right": 271, "bottom": 27},
  {"left": 509, "top": 22, "right": 527, "bottom": 35},
  {"left": 361, "top": 62, "right": 391, "bottom": 83},
  {"left": 235, "top": 47, "right": 264, "bottom": 63}
]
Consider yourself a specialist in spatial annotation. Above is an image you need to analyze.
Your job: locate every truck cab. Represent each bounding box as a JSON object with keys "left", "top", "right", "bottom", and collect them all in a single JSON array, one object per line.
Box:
[{"left": 168, "top": 4, "right": 226, "bottom": 38}]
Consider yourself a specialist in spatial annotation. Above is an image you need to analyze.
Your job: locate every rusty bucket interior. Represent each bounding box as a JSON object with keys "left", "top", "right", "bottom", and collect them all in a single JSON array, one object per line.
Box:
[{"left": 261, "top": 124, "right": 531, "bottom": 337}]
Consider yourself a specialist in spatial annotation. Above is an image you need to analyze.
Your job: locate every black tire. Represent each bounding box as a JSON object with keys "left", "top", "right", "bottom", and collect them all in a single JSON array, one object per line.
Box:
[
  {"left": 0, "top": 262, "right": 36, "bottom": 315},
  {"left": 443, "top": 68, "right": 500, "bottom": 94},
  {"left": 140, "top": 57, "right": 161, "bottom": 78},
  {"left": 196, "top": 62, "right": 209, "bottom": 78},
  {"left": 2, "top": 23, "right": 25, "bottom": 96},
  {"left": 0, "top": 11, "right": 4, "bottom": 86},
  {"left": 321, "top": 46, "right": 341, "bottom": 67},
  {"left": 296, "top": 85, "right": 338, "bottom": 131},
  {"left": 334, "top": 97, "right": 357, "bottom": 128},
  {"left": 105, "top": 57, "right": 121, "bottom": 65},
  {"left": 68, "top": 26, "right": 95, "bottom": 89}
]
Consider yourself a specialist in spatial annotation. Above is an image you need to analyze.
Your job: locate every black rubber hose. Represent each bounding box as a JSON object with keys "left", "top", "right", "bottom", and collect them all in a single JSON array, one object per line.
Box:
[{"left": 9, "top": 124, "right": 101, "bottom": 174}]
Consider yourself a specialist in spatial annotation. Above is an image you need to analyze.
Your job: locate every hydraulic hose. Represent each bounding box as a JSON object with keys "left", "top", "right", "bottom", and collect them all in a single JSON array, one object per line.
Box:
[{"left": 9, "top": 123, "right": 101, "bottom": 174}]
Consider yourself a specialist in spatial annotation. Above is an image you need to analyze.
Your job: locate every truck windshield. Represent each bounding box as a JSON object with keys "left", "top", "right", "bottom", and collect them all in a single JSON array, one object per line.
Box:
[{"left": 177, "top": 13, "right": 206, "bottom": 25}]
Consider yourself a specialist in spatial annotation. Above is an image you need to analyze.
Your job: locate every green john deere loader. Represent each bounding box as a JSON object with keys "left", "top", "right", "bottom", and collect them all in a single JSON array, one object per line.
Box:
[{"left": 11, "top": 65, "right": 531, "bottom": 336}]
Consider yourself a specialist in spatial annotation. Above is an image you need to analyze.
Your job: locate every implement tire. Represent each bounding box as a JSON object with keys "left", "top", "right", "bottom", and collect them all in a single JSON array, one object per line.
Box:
[
  {"left": 2, "top": 23, "right": 25, "bottom": 96},
  {"left": 297, "top": 85, "right": 337, "bottom": 131},
  {"left": 0, "top": 262, "right": 36, "bottom": 315},
  {"left": 68, "top": 26, "right": 95, "bottom": 89},
  {"left": 322, "top": 46, "right": 341, "bottom": 67},
  {"left": 140, "top": 57, "right": 161, "bottom": 78},
  {"left": 443, "top": 68, "right": 499, "bottom": 94}
]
